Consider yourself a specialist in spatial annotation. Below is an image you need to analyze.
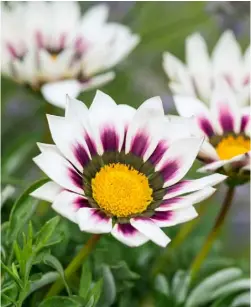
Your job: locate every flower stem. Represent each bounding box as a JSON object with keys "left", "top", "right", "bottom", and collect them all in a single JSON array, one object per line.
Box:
[
  {"left": 45, "top": 234, "right": 101, "bottom": 298},
  {"left": 190, "top": 186, "right": 235, "bottom": 280}
]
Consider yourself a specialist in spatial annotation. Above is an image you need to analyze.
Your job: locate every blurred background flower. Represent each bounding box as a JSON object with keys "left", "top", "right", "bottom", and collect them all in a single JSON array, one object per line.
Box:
[{"left": 1, "top": 2, "right": 139, "bottom": 107}]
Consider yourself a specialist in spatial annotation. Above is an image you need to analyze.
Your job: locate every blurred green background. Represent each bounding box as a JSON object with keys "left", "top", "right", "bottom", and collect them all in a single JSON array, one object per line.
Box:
[{"left": 1, "top": 1, "right": 250, "bottom": 306}]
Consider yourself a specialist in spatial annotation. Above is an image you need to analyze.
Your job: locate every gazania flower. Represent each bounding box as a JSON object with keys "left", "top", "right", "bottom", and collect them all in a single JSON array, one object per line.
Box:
[
  {"left": 1, "top": 2, "right": 139, "bottom": 108},
  {"left": 31, "top": 91, "right": 226, "bottom": 247},
  {"left": 163, "top": 31, "right": 250, "bottom": 105},
  {"left": 174, "top": 79, "right": 250, "bottom": 185}
]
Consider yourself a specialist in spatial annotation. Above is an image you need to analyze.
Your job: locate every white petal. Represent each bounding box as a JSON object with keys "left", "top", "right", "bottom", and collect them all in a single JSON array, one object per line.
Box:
[
  {"left": 210, "top": 78, "right": 241, "bottom": 134},
  {"left": 152, "top": 206, "right": 198, "bottom": 227},
  {"left": 198, "top": 160, "right": 228, "bottom": 173},
  {"left": 158, "top": 187, "right": 216, "bottom": 211},
  {"left": 130, "top": 218, "right": 171, "bottom": 247},
  {"left": 111, "top": 223, "right": 149, "bottom": 247},
  {"left": 41, "top": 80, "right": 82, "bottom": 109},
  {"left": 164, "top": 174, "right": 226, "bottom": 199},
  {"left": 33, "top": 151, "right": 83, "bottom": 194},
  {"left": 80, "top": 72, "right": 115, "bottom": 92},
  {"left": 51, "top": 190, "right": 86, "bottom": 223},
  {"left": 155, "top": 137, "right": 203, "bottom": 187},
  {"left": 76, "top": 208, "right": 112, "bottom": 234},
  {"left": 89, "top": 90, "right": 117, "bottom": 114},
  {"left": 138, "top": 96, "right": 164, "bottom": 115},
  {"left": 30, "top": 181, "right": 62, "bottom": 202},
  {"left": 37, "top": 143, "right": 62, "bottom": 156}
]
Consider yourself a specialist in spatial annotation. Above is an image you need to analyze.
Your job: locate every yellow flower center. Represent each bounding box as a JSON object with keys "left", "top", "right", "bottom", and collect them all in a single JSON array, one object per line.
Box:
[
  {"left": 91, "top": 163, "right": 153, "bottom": 217},
  {"left": 50, "top": 53, "right": 58, "bottom": 61},
  {"left": 216, "top": 135, "right": 250, "bottom": 160}
]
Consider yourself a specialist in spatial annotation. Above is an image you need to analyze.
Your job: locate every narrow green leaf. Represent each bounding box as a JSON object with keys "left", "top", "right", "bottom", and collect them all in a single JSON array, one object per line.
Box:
[
  {"left": 8, "top": 178, "right": 49, "bottom": 242},
  {"left": 231, "top": 292, "right": 250, "bottom": 307},
  {"left": 102, "top": 265, "right": 116, "bottom": 305},
  {"left": 79, "top": 260, "right": 92, "bottom": 299},
  {"left": 27, "top": 272, "right": 59, "bottom": 297},
  {"left": 88, "top": 279, "right": 103, "bottom": 306},
  {"left": 43, "top": 254, "right": 71, "bottom": 296},
  {"left": 155, "top": 274, "right": 169, "bottom": 296},
  {"left": 35, "top": 216, "right": 60, "bottom": 252},
  {"left": 212, "top": 279, "right": 251, "bottom": 300},
  {"left": 1, "top": 261, "right": 23, "bottom": 288}
]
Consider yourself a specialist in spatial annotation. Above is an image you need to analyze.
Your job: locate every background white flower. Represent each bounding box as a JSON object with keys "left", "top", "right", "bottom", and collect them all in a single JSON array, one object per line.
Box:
[
  {"left": 173, "top": 79, "right": 250, "bottom": 185},
  {"left": 1, "top": 2, "right": 140, "bottom": 108},
  {"left": 163, "top": 30, "right": 250, "bottom": 106},
  {"left": 31, "top": 91, "right": 226, "bottom": 247}
]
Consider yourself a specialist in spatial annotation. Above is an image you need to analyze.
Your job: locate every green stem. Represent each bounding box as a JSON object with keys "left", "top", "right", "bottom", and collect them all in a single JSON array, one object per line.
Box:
[
  {"left": 45, "top": 234, "right": 101, "bottom": 298},
  {"left": 150, "top": 199, "right": 210, "bottom": 277},
  {"left": 190, "top": 186, "right": 235, "bottom": 280}
]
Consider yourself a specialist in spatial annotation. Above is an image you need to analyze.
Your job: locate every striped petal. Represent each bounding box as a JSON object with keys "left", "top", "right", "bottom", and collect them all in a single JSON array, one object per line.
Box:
[
  {"left": 155, "top": 137, "right": 203, "bottom": 187},
  {"left": 76, "top": 207, "right": 112, "bottom": 234},
  {"left": 30, "top": 181, "right": 62, "bottom": 202},
  {"left": 111, "top": 223, "right": 149, "bottom": 247},
  {"left": 157, "top": 187, "right": 216, "bottom": 211},
  {"left": 52, "top": 190, "right": 89, "bottom": 223},
  {"left": 152, "top": 206, "right": 198, "bottom": 227},
  {"left": 33, "top": 151, "right": 83, "bottom": 194},
  {"left": 164, "top": 173, "right": 226, "bottom": 199},
  {"left": 130, "top": 217, "right": 171, "bottom": 247}
]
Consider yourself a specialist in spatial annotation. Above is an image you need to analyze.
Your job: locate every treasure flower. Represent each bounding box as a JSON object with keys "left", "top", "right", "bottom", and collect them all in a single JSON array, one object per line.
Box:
[
  {"left": 31, "top": 91, "right": 226, "bottom": 247},
  {"left": 1, "top": 2, "right": 139, "bottom": 108},
  {"left": 174, "top": 79, "right": 250, "bottom": 186},
  {"left": 163, "top": 30, "right": 250, "bottom": 105}
]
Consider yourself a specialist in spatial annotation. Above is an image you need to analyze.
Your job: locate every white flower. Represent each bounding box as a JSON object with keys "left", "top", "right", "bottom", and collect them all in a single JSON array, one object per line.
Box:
[
  {"left": 163, "top": 31, "right": 250, "bottom": 106},
  {"left": 173, "top": 79, "right": 250, "bottom": 185},
  {"left": 1, "top": 2, "right": 139, "bottom": 108},
  {"left": 31, "top": 91, "right": 226, "bottom": 247}
]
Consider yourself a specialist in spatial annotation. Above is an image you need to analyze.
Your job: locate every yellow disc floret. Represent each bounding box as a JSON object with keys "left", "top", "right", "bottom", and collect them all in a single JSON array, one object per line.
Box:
[
  {"left": 216, "top": 135, "right": 250, "bottom": 160},
  {"left": 91, "top": 163, "right": 153, "bottom": 217}
]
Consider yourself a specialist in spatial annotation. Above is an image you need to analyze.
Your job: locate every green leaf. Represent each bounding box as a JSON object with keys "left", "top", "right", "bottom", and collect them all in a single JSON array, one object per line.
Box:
[
  {"left": 185, "top": 268, "right": 243, "bottom": 307},
  {"left": 154, "top": 274, "right": 169, "bottom": 296},
  {"left": 28, "top": 272, "right": 59, "bottom": 297},
  {"left": 1, "top": 281, "right": 18, "bottom": 307},
  {"left": 231, "top": 292, "right": 250, "bottom": 307},
  {"left": 171, "top": 271, "right": 190, "bottom": 304},
  {"left": 79, "top": 260, "right": 92, "bottom": 299},
  {"left": 39, "top": 296, "right": 82, "bottom": 307},
  {"left": 88, "top": 279, "right": 103, "bottom": 306},
  {"left": 35, "top": 216, "right": 60, "bottom": 252},
  {"left": 8, "top": 178, "right": 49, "bottom": 243},
  {"left": 43, "top": 253, "right": 71, "bottom": 296},
  {"left": 101, "top": 265, "right": 116, "bottom": 305},
  {"left": 211, "top": 279, "right": 250, "bottom": 300},
  {"left": 1, "top": 261, "right": 23, "bottom": 288},
  {"left": 85, "top": 296, "right": 95, "bottom": 307}
]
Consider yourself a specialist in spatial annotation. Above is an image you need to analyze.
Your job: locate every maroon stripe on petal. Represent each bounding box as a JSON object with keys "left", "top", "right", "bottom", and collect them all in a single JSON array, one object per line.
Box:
[
  {"left": 151, "top": 211, "right": 174, "bottom": 221},
  {"left": 118, "top": 223, "right": 137, "bottom": 235},
  {"left": 160, "top": 197, "right": 182, "bottom": 207},
  {"left": 167, "top": 180, "right": 188, "bottom": 195},
  {"left": 149, "top": 141, "right": 168, "bottom": 165},
  {"left": 101, "top": 127, "right": 119, "bottom": 151},
  {"left": 159, "top": 160, "right": 179, "bottom": 182},
  {"left": 219, "top": 107, "right": 234, "bottom": 132},
  {"left": 130, "top": 132, "right": 149, "bottom": 157},
  {"left": 91, "top": 210, "right": 109, "bottom": 222},
  {"left": 240, "top": 115, "right": 249, "bottom": 132},
  {"left": 68, "top": 168, "right": 83, "bottom": 189},
  {"left": 85, "top": 133, "right": 97, "bottom": 156},
  {"left": 74, "top": 143, "right": 90, "bottom": 167},
  {"left": 74, "top": 197, "right": 89, "bottom": 209},
  {"left": 198, "top": 118, "right": 214, "bottom": 137}
]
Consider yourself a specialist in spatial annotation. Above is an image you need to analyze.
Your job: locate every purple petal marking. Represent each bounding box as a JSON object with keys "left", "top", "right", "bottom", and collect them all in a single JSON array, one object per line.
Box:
[
  {"left": 130, "top": 132, "right": 149, "bottom": 157},
  {"left": 35, "top": 31, "right": 44, "bottom": 48},
  {"left": 74, "top": 143, "right": 90, "bottom": 167},
  {"left": 159, "top": 160, "right": 179, "bottom": 182},
  {"left": 151, "top": 211, "right": 174, "bottom": 221},
  {"left": 68, "top": 168, "right": 82, "bottom": 189},
  {"left": 74, "top": 197, "right": 89, "bottom": 209},
  {"left": 118, "top": 223, "right": 137, "bottom": 236},
  {"left": 101, "top": 127, "right": 119, "bottom": 151},
  {"left": 159, "top": 197, "right": 182, "bottom": 208},
  {"left": 85, "top": 133, "right": 97, "bottom": 156},
  {"left": 240, "top": 115, "right": 249, "bottom": 132},
  {"left": 243, "top": 75, "right": 250, "bottom": 86},
  {"left": 198, "top": 118, "right": 214, "bottom": 137},
  {"left": 91, "top": 209, "right": 109, "bottom": 222},
  {"left": 149, "top": 141, "right": 168, "bottom": 165},
  {"left": 59, "top": 33, "right": 66, "bottom": 49},
  {"left": 167, "top": 180, "right": 188, "bottom": 195},
  {"left": 219, "top": 106, "right": 234, "bottom": 132}
]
